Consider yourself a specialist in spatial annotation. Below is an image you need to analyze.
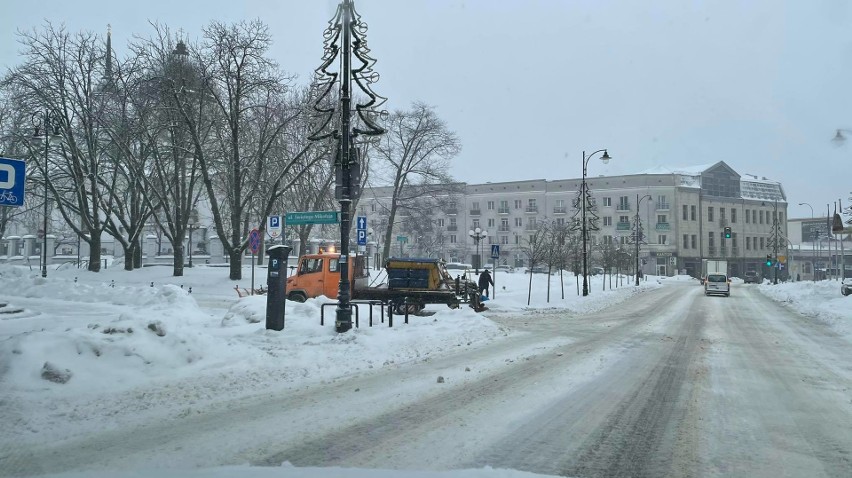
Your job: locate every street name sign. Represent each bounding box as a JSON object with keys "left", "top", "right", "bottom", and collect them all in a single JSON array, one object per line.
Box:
[{"left": 285, "top": 211, "right": 340, "bottom": 225}]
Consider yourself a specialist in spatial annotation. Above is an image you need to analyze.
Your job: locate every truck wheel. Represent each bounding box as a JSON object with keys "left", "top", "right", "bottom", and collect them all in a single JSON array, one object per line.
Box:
[{"left": 288, "top": 292, "right": 307, "bottom": 303}]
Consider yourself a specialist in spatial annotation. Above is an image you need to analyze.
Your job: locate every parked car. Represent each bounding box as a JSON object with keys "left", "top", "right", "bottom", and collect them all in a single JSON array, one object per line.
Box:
[
  {"left": 591, "top": 267, "right": 605, "bottom": 275},
  {"left": 705, "top": 273, "right": 731, "bottom": 297},
  {"left": 525, "top": 266, "right": 550, "bottom": 274},
  {"left": 744, "top": 271, "right": 759, "bottom": 284},
  {"left": 842, "top": 278, "right": 852, "bottom": 296}
]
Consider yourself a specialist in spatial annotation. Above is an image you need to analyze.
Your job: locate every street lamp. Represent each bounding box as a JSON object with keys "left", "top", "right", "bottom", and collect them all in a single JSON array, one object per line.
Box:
[
  {"left": 580, "top": 149, "right": 611, "bottom": 296},
  {"left": 468, "top": 227, "right": 488, "bottom": 273},
  {"left": 187, "top": 208, "right": 199, "bottom": 268},
  {"left": 634, "top": 194, "right": 652, "bottom": 286},
  {"left": 32, "top": 111, "right": 62, "bottom": 278},
  {"left": 308, "top": 0, "right": 386, "bottom": 333}
]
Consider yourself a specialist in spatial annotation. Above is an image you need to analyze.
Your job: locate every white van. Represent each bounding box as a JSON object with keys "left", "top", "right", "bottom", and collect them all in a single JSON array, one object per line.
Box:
[{"left": 704, "top": 273, "right": 730, "bottom": 297}]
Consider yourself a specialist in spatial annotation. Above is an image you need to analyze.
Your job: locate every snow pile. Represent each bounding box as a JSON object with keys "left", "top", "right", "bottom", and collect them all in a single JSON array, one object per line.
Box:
[{"left": 758, "top": 281, "right": 852, "bottom": 339}]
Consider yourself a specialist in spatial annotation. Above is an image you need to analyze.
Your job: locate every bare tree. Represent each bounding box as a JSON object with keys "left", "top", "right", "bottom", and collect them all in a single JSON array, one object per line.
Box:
[
  {"left": 519, "top": 225, "right": 549, "bottom": 306},
  {"left": 371, "top": 102, "right": 461, "bottom": 261},
  {"left": 6, "top": 23, "right": 121, "bottom": 272}
]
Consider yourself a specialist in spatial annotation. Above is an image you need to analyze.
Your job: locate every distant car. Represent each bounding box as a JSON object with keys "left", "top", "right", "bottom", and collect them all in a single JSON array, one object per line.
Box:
[
  {"left": 591, "top": 267, "right": 605, "bottom": 276},
  {"left": 744, "top": 271, "right": 759, "bottom": 284},
  {"left": 842, "top": 278, "right": 852, "bottom": 296},
  {"left": 525, "top": 266, "right": 549, "bottom": 274},
  {"left": 705, "top": 273, "right": 730, "bottom": 297},
  {"left": 444, "top": 262, "right": 472, "bottom": 272}
]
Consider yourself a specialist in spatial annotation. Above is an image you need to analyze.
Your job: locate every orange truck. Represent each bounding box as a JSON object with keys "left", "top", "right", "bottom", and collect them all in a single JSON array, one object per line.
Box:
[{"left": 285, "top": 252, "right": 484, "bottom": 313}]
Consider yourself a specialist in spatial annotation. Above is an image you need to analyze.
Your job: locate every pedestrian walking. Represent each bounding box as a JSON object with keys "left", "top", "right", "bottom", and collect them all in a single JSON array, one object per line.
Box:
[{"left": 478, "top": 269, "right": 493, "bottom": 298}]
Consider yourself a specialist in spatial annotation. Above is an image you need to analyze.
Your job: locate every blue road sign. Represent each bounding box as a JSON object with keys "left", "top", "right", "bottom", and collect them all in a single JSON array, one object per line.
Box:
[
  {"left": 248, "top": 228, "right": 261, "bottom": 254},
  {"left": 357, "top": 229, "right": 367, "bottom": 246},
  {"left": 269, "top": 215, "right": 280, "bottom": 228},
  {"left": 0, "top": 157, "right": 26, "bottom": 208},
  {"left": 491, "top": 244, "right": 500, "bottom": 259},
  {"left": 356, "top": 216, "right": 367, "bottom": 230}
]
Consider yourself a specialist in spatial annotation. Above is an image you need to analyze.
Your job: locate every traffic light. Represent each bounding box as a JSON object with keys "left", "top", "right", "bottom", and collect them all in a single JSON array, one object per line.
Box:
[
  {"left": 765, "top": 254, "right": 773, "bottom": 267},
  {"left": 724, "top": 227, "right": 731, "bottom": 239}
]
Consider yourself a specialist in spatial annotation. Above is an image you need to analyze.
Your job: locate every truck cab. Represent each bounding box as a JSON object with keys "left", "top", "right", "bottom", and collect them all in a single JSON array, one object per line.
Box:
[{"left": 285, "top": 251, "right": 368, "bottom": 302}]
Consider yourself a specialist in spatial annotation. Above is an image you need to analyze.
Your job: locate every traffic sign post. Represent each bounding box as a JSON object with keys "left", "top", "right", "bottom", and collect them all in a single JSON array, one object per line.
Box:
[
  {"left": 249, "top": 229, "right": 261, "bottom": 294},
  {"left": 356, "top": 216, "right": 367, "bottom": 246},
  {"left": 490, "top": 245, "right": 500, "bottom": 299},
  {"left": 0, "top": 157, "right": 26, "bottom": 208},
  {"left": 268, "top": 215, "right": 282, "bottom": 239}
]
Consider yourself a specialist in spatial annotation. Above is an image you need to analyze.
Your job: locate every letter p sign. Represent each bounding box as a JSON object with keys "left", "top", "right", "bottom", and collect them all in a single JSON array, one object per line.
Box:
[{"left": 0, "top": 157, "right": 26, "bottom": 207}]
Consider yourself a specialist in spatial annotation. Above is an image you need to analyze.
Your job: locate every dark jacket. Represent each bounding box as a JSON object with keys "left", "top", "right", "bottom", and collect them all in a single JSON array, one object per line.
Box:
[{"left": 478, "top": 270, "right": 493, "bottom": 289}]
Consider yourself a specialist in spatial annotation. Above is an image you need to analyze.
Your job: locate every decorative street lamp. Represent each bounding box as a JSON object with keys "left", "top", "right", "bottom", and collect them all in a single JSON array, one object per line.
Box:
[
  {"left": 32, "top": 111, "right": 62, "bottom": 278},
  {"left": 309, "top": 0, "right": 386, "bottom": 333},
  {"left": 579, "top": 149, "right": 611, "bottom": 296},
  {"left": 468, "top": 227, "right": 488, "bottom": 274},
  {"left": 634, "top": 194, "right": 652, "bottom": 286}
]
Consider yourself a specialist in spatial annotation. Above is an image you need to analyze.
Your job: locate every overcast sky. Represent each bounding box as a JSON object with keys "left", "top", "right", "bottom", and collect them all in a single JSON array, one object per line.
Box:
[{"left": 3, "top": 0, "right": 851, "bottom": 219}]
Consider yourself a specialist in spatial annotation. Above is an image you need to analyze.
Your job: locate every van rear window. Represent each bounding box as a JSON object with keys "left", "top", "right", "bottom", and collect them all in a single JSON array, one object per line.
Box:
[{"left": 707, "top": 274, "right": 727, "bottom": 282}]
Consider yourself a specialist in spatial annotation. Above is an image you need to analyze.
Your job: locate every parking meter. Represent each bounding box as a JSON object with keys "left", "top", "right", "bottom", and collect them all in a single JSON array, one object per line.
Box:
[{"left": 266, "top": 245, "right": 292, "bottom": 331}]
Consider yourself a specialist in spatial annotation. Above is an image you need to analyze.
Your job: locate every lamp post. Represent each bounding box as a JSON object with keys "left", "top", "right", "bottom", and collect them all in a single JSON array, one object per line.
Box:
[
  {"left": 32, "top": 111, "right": 62, "bottom": 278},
  {"left": 468, "top": 227, "right": 488, "bottom": 273},
  {"left": 187, "top": 208, "right": 199, "bottom": 268},
  {"left": 798, "top": 202, "right": 816, "bottom": 280},
  {"left": 634, "top": 194, "right": 652, "bottom": 286},
  {"left": 580, "top": 149, "right": 611, "bottom": 296},
  {"left": 308, "top": 0, "right": 386, "bottom": 333}
]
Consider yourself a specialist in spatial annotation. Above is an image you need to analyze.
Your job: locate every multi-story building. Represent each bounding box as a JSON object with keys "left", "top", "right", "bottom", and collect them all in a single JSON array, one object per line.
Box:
[{"left": 360, "top": 161, "right": 787, "bottom": 278}]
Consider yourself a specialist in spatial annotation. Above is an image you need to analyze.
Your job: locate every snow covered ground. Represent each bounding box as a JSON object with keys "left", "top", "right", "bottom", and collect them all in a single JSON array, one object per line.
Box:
[{"left": 2, "top": 262, "right": 848, "bottom": 478}]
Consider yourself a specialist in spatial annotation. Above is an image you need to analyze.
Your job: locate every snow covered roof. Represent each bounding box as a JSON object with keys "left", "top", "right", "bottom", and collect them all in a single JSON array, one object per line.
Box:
[{"left": 638, "top": 164, "right": 714, "bottom": 175}]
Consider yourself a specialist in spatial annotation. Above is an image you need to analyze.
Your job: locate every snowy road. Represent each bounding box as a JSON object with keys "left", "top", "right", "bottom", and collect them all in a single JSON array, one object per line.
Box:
[{"left": 5, "top": 282, "right": 852, "bottom": 477}]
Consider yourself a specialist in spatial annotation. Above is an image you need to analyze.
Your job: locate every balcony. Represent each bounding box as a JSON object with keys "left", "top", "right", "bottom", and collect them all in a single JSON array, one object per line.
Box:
[
  {"left": 525, "top": 206, "right": 538, "bottom": 213},
  {"left": 444, "top": 208, "right": 458, "bottom": 216},
  {"left": 446, "top": 225, "right": 458, "bottom": 232},
  {"left": 655, "top": 222, "right": 670, "bottom": 231},
  {"left": 616, "top": 222, "right": 631, "bottom": 231},
  {"left": 616, "top": 204, "right": 631, "bottom": 211},
  {"left": 469, "top": 209, "right": 481, "bottom": 216},
  {"left": 525, "top": 224, "right": 539, "bottom": 231},
  {"left": 552, "top": 207, "right": 567, "bottom": 214},
  {"left": 498, "top": 207, "right": 510, "bottom": 214},
  {"left": 656, "top": 203, "right": 671, "bottom": 211},
  {"left": 498, "top": 226, "right": 510, "bottom": 232}
]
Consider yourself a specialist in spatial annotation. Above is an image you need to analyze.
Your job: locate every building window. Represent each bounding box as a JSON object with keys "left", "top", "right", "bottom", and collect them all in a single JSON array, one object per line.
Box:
[
  {"left": 731, "top": 208, "right": 737, "bottom": 223},
  {"left": 603, "top": 217, "right": 612, "bottom": 226},
  {"left": 450, "top": 235, "right": 457, "bottom": 244},
  {"left": 514, "top": 199, "right": 522, "bottom": 209},
  {"left": 501, "top": 218, "right": 509, "bottom": 231},
  {"left": 732, "top": 233, "right": 737, "bottom": 248},
  {"left": 515, "top": 235, "right": 520, "bottom": 244},
  {"left": 657, "top": 195, "right": 668, "bottom": 207},
  {"left": 691, "top": 205, "right": 697, "bottom": 221},
  {"left": 658, "top": 235, "right": 667, "bottom": 245},
  {"left": 603, "top": 197, "right": 612, "bottom": 207},
  {"left": 500, "top": 235, "right": 508, "bottom": 244},
  {"left": 760, "top": 237, "right": 764, "bottom": 249},
  {"left": 709, "top": 232, "right": 715, "bottom": 248},
  {"left": 603, "top": 235, "right": 613, "bottom": 245},
  {"left": 514, "top": 217, "right": 522, "bottom": 227},
  {"left": 657, "top": 214, "right": 667, "bottom": 224},
  {"left": 500, "top": 200, "right": 509, "bottom": 213},
  {"left": 759, "top": 210, "right": 764, "bottom": 224},
  {"left": 488, "top": 218, "right": 495, "bottom": 228},
  {"left": 691, "top": 235, "right": 697, "bottom": 249},
  {"left": 720, "top": 207, "right": 726, "bottom": 221},
  {"left": 472, "top": 219, "right": 480, "bottom": 229},
  {"left": 779, "top": 212, "right": 784, "bottom": 223},
  {"left": 487, "top": 200, "right": 495, "bottom": 210},
  {"left": 683, "top": 234, "right": 689, "bottom": 248},
  {"left": 745, "top": 209, "right": 749, "bottom": 223},
  {"left": 527, "top": 198, "right": 537, "bottom": 212},
  {"left": 449, "top": 217, "right": 457, "bottom": 228},
  {"left": 708, "top": 207, "right": 714, "bottom": 223},
  {"left": 683, "top": 205, "right": 688, "bottom": 221},
  {"left": 618, "top": 196, "right": 629, "bottom": 210},
  {"left": 371, "top": 203, "right": 376, "bottom": 212},
  {"left": 436, "top": 218, "right": 445, "bottom": 227},
  {"left": 619, "top": 215, "right": 629, "bottom": 223},
  {"left": 746, "top": 237, "right": 751, "bottom": 250}
]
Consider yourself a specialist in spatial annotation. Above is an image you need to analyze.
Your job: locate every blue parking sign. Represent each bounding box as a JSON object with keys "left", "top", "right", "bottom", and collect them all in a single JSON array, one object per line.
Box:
[
  {"left": 0, "top": 157, "right": 26, "bottom": 208},
  {"left": 357, "top": 229, "right": 367, "bottom": 245}
]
